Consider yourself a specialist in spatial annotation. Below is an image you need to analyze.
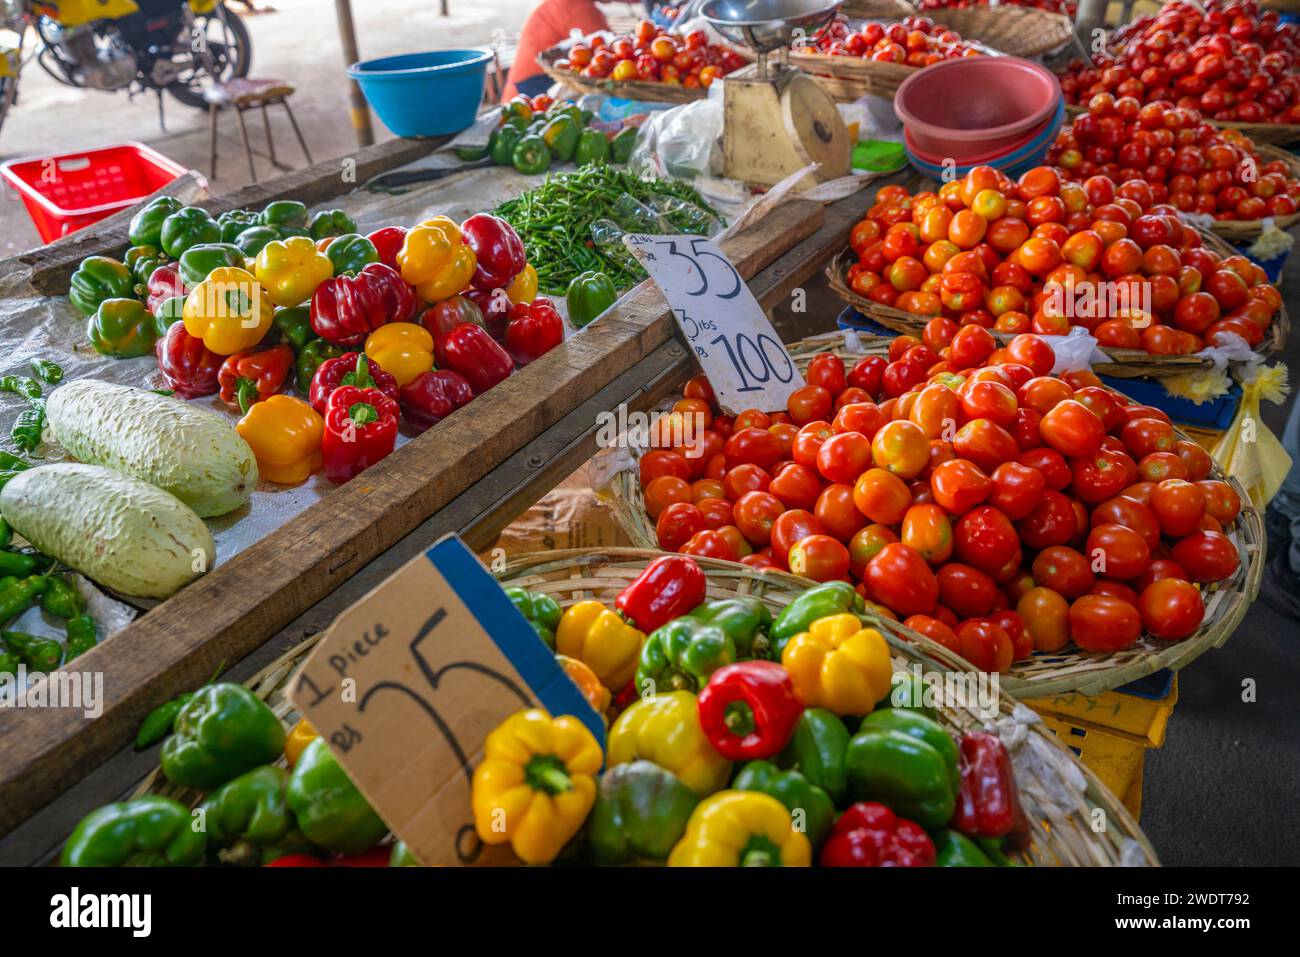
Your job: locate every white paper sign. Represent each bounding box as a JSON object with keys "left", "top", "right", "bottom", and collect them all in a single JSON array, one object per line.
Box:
[{"left": 623, "top": 233, "right": 804, "bottom": 414}]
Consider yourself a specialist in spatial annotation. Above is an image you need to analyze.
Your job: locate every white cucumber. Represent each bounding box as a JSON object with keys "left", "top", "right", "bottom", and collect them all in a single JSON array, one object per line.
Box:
[{"left": 45, "top": 379, "right": 258, "bottom": 517}]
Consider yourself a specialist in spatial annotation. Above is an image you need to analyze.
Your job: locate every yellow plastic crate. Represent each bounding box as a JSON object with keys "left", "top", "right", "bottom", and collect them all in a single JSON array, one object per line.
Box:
[{"left": 1024, "top": 676, "right": 1178, "bottom": 819}]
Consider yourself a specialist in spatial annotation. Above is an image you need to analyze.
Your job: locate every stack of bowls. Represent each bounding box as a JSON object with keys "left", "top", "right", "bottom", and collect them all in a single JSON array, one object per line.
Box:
[{"left": 895, "top": 57, "right": 1064, "bottom": 180}]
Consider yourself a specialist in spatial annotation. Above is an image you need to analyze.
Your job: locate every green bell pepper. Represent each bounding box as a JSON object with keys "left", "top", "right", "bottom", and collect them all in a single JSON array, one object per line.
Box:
[
  {"left": 124, "top": 244, "right": 167, "bottom": 287},
  {"left": 489, "top": 125, "right": 523, "bottom": 167},
  {"left": 859, "top": 707, "right": 959, "bottom": 791},
  {"left": 272, "top": 305, "right": 315, "bottom": 354},
  {"left": 504, "top": 586, "right": 562, "bottom": 650},
  {"left": 61, "top": 795, "right": 206, "bottom": 867},
  {"left": 218, "top": 208, "right": 261, "bottom": 244},
  {"left": 733, "top": 759, "right": 835, "bottom": 849},
  {"left": 635, "top": 617, "right": 734, "bottom": 694},
  {"left": 128, "top": 195, "right": 184, "bottom": 248},
  {"left": 611, "top": 126, "right": 637, "bottom": 164},
  {"left": 564, "top": 269, "right": 618, "bottom": 329},
  {"left": 286, "top": 737, "right": 388, "bottom": 854},
  {"left": 541, "top": 115, "right": 581, "bottom": 162},
  {"left": 41, "top": 575, "right": 84, "bottom": 619},
  {"left": 160, "top": 683, "right": 286, "bottom": 790},
  {"left": 588, "top": 760, "right": 698, "bottom": 865},
  {"left": 154, "top": 296, "right": 186, "bottom": 331},
  {"left": 879, "top": 671, "right": 938, "bottom": 721},
  {"left": 64, "top": 615, "right": 97, "bottom": 660},
  {"left": 200, "top": 765, "right": 295, "bottom": 856},
  {"left": 69, "top": 255, "right": 134, "bottom": 318},
  {"left": 160, "top": 206, "right": 222, "bottom": 258},
  {"left": 87, "top": 298, "right": 158, "bottom": 358},
  {"left": 2, "top": 630, "right": 61, "bottom": 672},
  {"left": 512, "top": 134, "right": 552, "bottom": 175},
  {"left": 309, "top": 208, "right": 358, "bottom": 240},
  {"left": 683, "top": 597, "right": 772, "bottom": 659},
  {"left": 453, "top": 143, "right": 490, "bottom": 162},
  {"left": 324, "top": 233, "right": 379, "bottom": 277},
  {"left": 933, "top": 828, "right": 995, "bottom": 867},
  {"left": 233, "top": 225, "right": 281, "bottom": 256},
  {"left": 769, "top": 580, "right": 864, "bottom": 660},
  {"left": 179, "top": 242, "right": 245, "bottom": 288},
  {"left": 259, "top": 200, "right": 309, "bottom": 231},
  {"left": 846, "top": 722, "right": 956, "bottom": 831},
  {"left": 574, "top": 129, "right": 611, "bottom": 166},
  {"left": 295, "top": 338, "right": 352, "bottom": 393},
  {"left": 777, "top": 707, "right": 850, "bottom": 805}
]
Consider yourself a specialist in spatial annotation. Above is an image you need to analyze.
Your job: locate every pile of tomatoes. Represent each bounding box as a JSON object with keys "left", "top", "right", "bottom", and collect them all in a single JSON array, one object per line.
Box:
[
  {"left": 552, "top": 20, "right": 746, "bottom": 89},
  {"left": 1058, "top": 1, "right": 1300, "bottom": 125},
  {"left": 806, "top": 14, "right": 984, "bottom": 66},
  {"left": 916, "top": 0, "right": 1076, "bottom": 15},
  {"left": 1048, "top": 94, "right": 1300, "bottom": 222},
  {"left": 842, "top": 167, "right": 1283, "bottom": 355},
  {"left": 637, "top": 333, "right": 1244, "bottom": 672}
]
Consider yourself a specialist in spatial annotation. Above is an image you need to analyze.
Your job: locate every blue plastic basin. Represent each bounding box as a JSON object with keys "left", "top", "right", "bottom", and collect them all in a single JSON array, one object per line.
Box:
[{"left": 347, "top": 49, "right": 491, "bottom": 137}]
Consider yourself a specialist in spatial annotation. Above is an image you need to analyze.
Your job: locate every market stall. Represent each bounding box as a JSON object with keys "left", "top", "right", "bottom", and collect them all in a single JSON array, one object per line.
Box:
[{"left": 0, "top": 0, "right": 1293, "bottom": 873}]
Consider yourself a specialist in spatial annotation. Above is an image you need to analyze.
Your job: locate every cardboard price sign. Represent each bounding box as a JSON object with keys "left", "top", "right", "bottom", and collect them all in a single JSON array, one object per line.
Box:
[
  {"left": 288, "top": 534, "right": 603, "bottom": 866},
  {"left": 623, "top": 233, "right": 804, "bottom": 414}
]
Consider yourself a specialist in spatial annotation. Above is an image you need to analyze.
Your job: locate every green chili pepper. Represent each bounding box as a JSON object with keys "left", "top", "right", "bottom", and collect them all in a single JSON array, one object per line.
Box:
[
  {"left": 135, "top": 691, "right": 195, "bottom": 750},
  {"left": 0, "top": 550, "right": 37, "bottom": 579},
  {"left": 29, "top": 359, "right": 63, "bottom": 385},
  {"left": 0, "top": 575, "right": 46, "bottom": 624},
  {"left": 0, "top": 519, "right": 9, "bottom": 551},
  {"left": 2, "top": 630, "right": 62, "bottom": 672},
  {"left": 0, "top": 451, "right": 30, "bottom": 471},
  {"left": 10, "top": 406, "right": 44, "bottom": 453},
  {"left": 41, "top": 575, "right": 84, "bottom": 619},
  {"left": 129, "top": 196, "right": 185, "bottom": 248},
  {"left": 259, "top": 200, "right": 308, "bottom": 230},
  {"left": 0, "top": 374, "right": 42, "bottom": 401},
  {"left": 64, "top": 615, "right": 97, "bottom": 660},
  {"left": 308, "top": 209, "right": 358, "bottom": 240}
]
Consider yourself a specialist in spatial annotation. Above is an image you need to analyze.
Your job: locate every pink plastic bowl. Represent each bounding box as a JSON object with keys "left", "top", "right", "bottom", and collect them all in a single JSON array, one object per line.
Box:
[{"left": 894, "top": 57, "right": 1062, "bottom": 160}]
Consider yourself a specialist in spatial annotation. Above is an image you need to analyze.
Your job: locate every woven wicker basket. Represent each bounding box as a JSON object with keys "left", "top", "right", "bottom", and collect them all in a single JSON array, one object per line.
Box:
[
  {"left": 792, "top": 36, "right": 1002, "bottom": 103},
  {"left": 1205, "top": 143, "right": 1300, "bottom": 242},
  {"left": 601, "top": 329, "right": 1262, "bottom": 700},
  {"left": 1064, "top": 103, "right": 1300, "bottom": 147},
  {"left": 825, "top": 223, "right": 1290, "bottom": 377},
  {"left": 907, "top": 6, "right": 1075, "bottom": 59},
  {"left": 842, "top": 0, "right": 917, "bottom": 18},
  {"left": 537, "top": 45, "right": 708, "bottom": 104},
  {"left": 132, "top": 547, "right": 1159, "bottom": 866}
]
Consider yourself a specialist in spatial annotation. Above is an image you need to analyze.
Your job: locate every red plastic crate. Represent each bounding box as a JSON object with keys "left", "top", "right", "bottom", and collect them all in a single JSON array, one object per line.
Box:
[{"left": 0, "top": 142, "right": 188, "bottom": 244}]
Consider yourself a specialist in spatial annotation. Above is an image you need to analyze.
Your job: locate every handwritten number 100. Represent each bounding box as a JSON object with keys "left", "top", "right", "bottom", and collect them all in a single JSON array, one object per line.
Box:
[{"left": 709, "top": 333, "right": 795, "bottom": 392}]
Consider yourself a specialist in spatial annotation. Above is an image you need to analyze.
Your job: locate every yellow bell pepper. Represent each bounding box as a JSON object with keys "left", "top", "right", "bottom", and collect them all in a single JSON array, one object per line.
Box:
[
  {"left": 471, "top": 707, "right": 602, "bottom": 865},
  {"left": 668, "top": 790, "right": 811, "bottom": 867},
  {"left": 284, "top": 718, "right": 318, "bottom": 768},
  {"left": 235, "top": 394, "right": 323, "bottom": 485},
  {"left": 364, "top": 322, "right": 434, "bottom": 387},
  {"left": 254, "top": 235, "right": 333, "bottom": 307},
  {"left": 397, "top": 220, "right": 476, "bottom": 302},
  {"left": 607, "top": 690, "right": 731, "bottom": 796},
  {"left": 781, "top": 613, "right": 893, "bottom": 716},
  {"left": 505, "top": 263, "right": 538, "bottom": 305},
  {"left": 555, "top": 599, "right": 644, "bottom": 691},
  {"left": 182, "top": 266, "right": 274, "bottom": 355}
]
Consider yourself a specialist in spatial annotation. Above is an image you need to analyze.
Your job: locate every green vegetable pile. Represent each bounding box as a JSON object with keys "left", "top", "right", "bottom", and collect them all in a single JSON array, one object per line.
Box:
[{"left": 494, "top": 165, "right": 723, "bottom": 295}]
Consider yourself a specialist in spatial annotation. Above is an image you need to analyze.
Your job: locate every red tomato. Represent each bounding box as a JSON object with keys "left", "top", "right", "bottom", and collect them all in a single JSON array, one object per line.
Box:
[
  {"left": 1170, "top": 530, "right": 1239, "bottom": 583},
  {"left": 817, "top": 431, "right": 872, "bottom": 484},
  {"left": 903, "top": 615, "right": 961, "bottom": 655},
  {"left": 788, "top": 534, "right": 851, "bottom": 582},
  {"left": 644, "top": 475, "right": 692, "bottom": 518},
  {"left": 792, "top": 421, "right": 834, "bottom": 469},
  {"left": 1032, "top": 545, "right": 1095, "bottom": 598},
  {"left": 952, "top": 419, "right": 1019, "bottom": 474},
  {"left": 1071, "top": 447, "right": 1137, "bottom": 503},
  {"left": 722, "top": 463, "right": 771, "bottom": 500},
  {"left": 953, "top": 506, "right": 1020, "bottom": 574},
  {"left": 1090, "top": 495, "right": 1162, "bottom": 550},
  {"left": 988, "top": 609, "right": 1031, "bottom": 660},
  {"left": 770, "top": 509, "right": 826, "bottom": 564},
  {"left": 1086, "top": 523, "right": 1151, "bottom": 580},
  {"left": 656, "top": 502, "right": 705, "bottom": 551},
  {"left": 806, "top": 354, "right": 848, "bottom": 396},
  {"left": 1068, "top": 595, "right": 1142, "bottom": 652},
  {"left": 852, "top": 468, "right": 912, "bottom": 525},
  {"left": 937, "top": 562, "right": 999, "bottom": 617},
  {"left": 814, "top": 482, "right": 865, "bottom": 542},
  {"left": 1006, "top": 333, "right": 1055, "bottom": 376},
  {"left": 724, "top": 427, "right": 784, "bottom": 471},
  {"left": 696, "top": 497, "right": 734, "bottom": 531},
  {"left": 786, "top": 384, "right": 832, "bottom": 426},
  {"left": 1197, "top": 479, "right": 1241, "bottom": 524},
  {"left": 954, "top": 619, "right": 1014, "bottom": 673},
  {"left": 1121, "top": 417, "right": 1176, "bottom": 457},
  {"left": 732, "top": 490, "right": 784, "bottom": 546},
  {"left": 848, "top": 355, "right": 887, "bottom": 396},
  {"left": 1138, "top": 578, "right": 1205, "bottom": 640},
  {"left": 768, "top": 463, "right": 822, "bottom": 512},
  {"left": 866, "top": 543, "right": 940, "bottom": 617},
  {"left": 900, "top": 503, "right": 954, "bottom": 564},
  {"left": 1018, "top": 447, "right": 1071, "bottom": 489},
  {"left": 833, "top": 402, "right": 886, "bottom": 439},
  {"left": 1089, "top": 579, "right": 1139, "bottom": 605},
  {"left": 680, "top": 529, "right": 738, "bottom": 562},
  {"left": 848, "top": 524, "right": 899, "bottom": 579},
  {"left": 1150, "top": 479, "right": 1206, "bottom": 537},
  {"left": 988, "top": 462, "right": 1046, "bottom": 521},
  {"left": 930, "top": 459, "right": 992, "bottom": 514},
  {"left": 1017, "top": 587, "right": 1071, "bottom": 652},
  {"left": 871, "top": 420, "right": 930, "bottom": 479},
  {"left": 1016, "top": 490, "right": 1079, "bottom": 550},
  {"left": 948, "top": 325, "right": 997, "bottom": 369},
  {"left": 1039, "top": 400, "right": 1106, "bottom": 458}
]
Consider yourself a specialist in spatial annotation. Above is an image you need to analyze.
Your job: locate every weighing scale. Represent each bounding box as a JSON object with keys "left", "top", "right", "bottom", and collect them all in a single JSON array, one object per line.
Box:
[{"left": 702, "top": 0, "right": 852, "bottom": 188}]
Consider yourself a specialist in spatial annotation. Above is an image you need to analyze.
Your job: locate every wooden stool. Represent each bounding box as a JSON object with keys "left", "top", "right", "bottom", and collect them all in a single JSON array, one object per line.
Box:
[{"left": 206, "top": 78, "right": 312, "bottom": 183}]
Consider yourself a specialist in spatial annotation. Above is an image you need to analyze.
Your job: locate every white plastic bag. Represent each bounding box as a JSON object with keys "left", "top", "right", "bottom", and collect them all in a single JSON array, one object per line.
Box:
[
  {"left": 1041, "top": 326, "right": 1108, "bottom": 374},
  {"left": 628, "top": 91, "right": 725, "bottom": 180}
]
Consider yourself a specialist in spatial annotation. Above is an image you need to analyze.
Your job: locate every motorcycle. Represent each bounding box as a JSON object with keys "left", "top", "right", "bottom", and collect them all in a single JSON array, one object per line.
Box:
[{"left": 0, "top": 0, "right": 252, "bottom": 137}]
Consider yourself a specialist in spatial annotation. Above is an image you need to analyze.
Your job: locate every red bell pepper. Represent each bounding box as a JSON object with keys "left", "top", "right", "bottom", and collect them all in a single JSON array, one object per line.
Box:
[
  {"left": 952, "top": 731, "right": 1030, "bottom": 845},
  {"left": 504, "top": 296, "right": 564, "bottom": 366},
  {"left": 463, "top": 285, "right": 512, "bottom": 342},
  {"left": 320, "top": 381, "right": 400, "bottom": 483},
  {"left": 310, "top": 262, "right": 417, "bottom": 346},
  {"left": 435, "top": 321, "right": 514, "bottom": 395},
  {"left": 461, "top": 213, "right": 526, "bottom": 291},
  {"left": 366, "top": 226, "right": 406, "bottom": 271},
  {"left": 217, "top": 344, "right": 295, "bottom": 413},
  {"left": 820, "top": 802, "right": 936, "bottom": 867},
  {"left": 399, "top": 368, "right": 474, "bottom": 432},
  {"left": 697, "top": 661, "right": 802, "bottom": 761},
  {"left": 421, "top": 293, "right": 485, "bottom": 343},
  {"left": 615, "top": 554, "right": 707, "bottom": 632},
  {"left": 309, "top": 351, "right": 399, "bottom": 415},
  {"left": 155, "top": 322, "right": 223, "bottom": 399},
  {"left": 263, "top": 854, "right": 326, "bottom": 867},
  {"left": 146, "top": 263, "right": 186, "bottom": 316}
]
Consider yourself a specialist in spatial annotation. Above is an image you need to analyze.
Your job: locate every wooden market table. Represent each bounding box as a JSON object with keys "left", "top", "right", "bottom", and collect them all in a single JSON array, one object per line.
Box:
[{"left": 0, "top": 137, "right": 914, "bottom": 865}]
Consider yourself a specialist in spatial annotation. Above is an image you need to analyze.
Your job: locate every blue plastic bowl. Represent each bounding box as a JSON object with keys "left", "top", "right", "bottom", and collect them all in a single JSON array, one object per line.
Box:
[
  {"left": 347, "top": 49, "right": 491, "bottom": 137},
  {"left": 905, "top": 96, "right": 1064, "bottom": 180}
]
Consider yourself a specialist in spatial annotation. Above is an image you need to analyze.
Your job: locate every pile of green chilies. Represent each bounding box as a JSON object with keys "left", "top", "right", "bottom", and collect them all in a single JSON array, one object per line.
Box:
[{"left": 494, "top": 165, "right": 723, "bottom": 295}]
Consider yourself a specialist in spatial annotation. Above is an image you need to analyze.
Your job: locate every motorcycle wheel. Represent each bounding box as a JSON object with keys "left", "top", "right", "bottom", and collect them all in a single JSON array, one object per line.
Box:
[{"left": 166, "top": 9, "right": 253, "bottom": 109}]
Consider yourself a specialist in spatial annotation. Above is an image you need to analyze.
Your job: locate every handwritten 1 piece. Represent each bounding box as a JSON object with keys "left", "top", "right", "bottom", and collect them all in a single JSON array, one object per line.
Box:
[{"left": 624, "top": 233, "right": 804, "bottom": 414}]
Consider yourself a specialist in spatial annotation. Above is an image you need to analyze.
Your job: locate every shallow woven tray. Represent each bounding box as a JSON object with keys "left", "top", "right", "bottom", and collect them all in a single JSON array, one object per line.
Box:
[
  {"left": 1064, "top": 102, "right": 1300, "bottom": 148},
  {"left": 791, "top": 33, "right": 1001, "bottom": 103},
  {"left": 602, "top": 329, "right": 1262, "bottom": 700},
  {"left": 907, "top": 5, "right": 1075, "bottom": 59},
  {"left": 1205, "top": 143, "right": 1300, "bottom": 242},
  {"left": 824, "top": 222, "right": 1289, "bottom": 377},
  {"left": 134, "top": 546, "right": 1160, "bottom": 866},
  {"left": 537, "top": 44, "right": 708, "bottom": 104}
]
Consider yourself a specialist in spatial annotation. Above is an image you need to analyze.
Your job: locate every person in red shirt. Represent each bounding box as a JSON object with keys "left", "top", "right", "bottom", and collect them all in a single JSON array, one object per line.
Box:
[{"left": 502, "top": 0, "right": 609, "bottom": 101}]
